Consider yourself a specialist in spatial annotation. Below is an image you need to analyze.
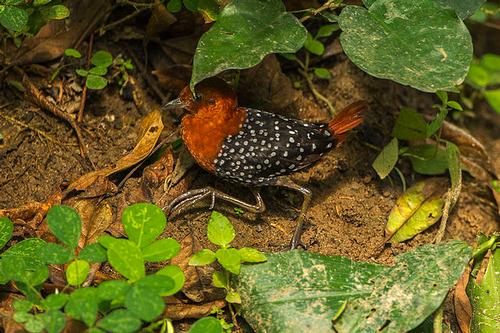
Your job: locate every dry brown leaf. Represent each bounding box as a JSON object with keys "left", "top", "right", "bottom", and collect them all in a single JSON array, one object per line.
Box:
[
  {"left": 454, "top": 265, "right": 472, "bottom": 333},
  {"left": 146, "top": 3, "right": 177, "bottom": 38},
  {"left": 14, "top": 0, "right": 112, "bottom": 65},
  {"left": 66, "top": 110, "right": 164, "bottom": 193},
  {"left": 164, "top": 299, "right": 226, "bottom": 320},
  {"left": 152, "top": 64, "right": 192, "bottom": 95},
  {"left": 74, "top": 200, "right": 114, "bottom": 249}
]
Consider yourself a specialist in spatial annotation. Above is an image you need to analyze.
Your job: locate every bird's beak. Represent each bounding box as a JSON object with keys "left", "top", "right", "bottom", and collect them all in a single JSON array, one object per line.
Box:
[{"left": 162, "top": 98, "right": 185, "bottom": 111}]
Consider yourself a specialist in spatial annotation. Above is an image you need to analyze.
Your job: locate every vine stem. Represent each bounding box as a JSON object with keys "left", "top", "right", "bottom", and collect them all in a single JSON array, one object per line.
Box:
[
  {"left": 299, "top": 0, "right": 341, "bottom": 23},
  {"left": 299, "top": 68, "right": 336, "bottom": 115}
]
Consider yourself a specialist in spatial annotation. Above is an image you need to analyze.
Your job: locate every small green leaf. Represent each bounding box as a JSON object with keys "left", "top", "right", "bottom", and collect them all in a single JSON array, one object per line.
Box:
[
  {"left": 122, "top": 203, "right": 166, "bottom": 248},
  {"left": 91, "top": 50, "right": 113, "bottom": 67},
  {"left": 13, "top": 311, "right": 31, "bottom": 323},
  {"left": 189, "top": 248, "right": 217, "bottom": 266},
  {"left": 207, "top": 211, "right": 235, "bottom": 247},
  {"left": 75, "top": 68, "right": 88, "bottom": 77},
  {"left": 447, "top": 100, "right": 463, "bottom": 111},
  {"left": 96, "top": 279, "right": 130, "bottom": 301},
  {"left": 65, "top": 288, "right": 98, "bottom": 327},
  {"left": 97, "top": 235, "right": 114, "bottom": 248},
  {"left": 34, "top": 0, "right": 51, "bottom": 6},
  {"left": 125, "top": 283, "right": 165, "bottom": 322},
  {"left": 466, "top": 63, "right": 490, "bottom": 88},
  {"left": 86, "top": 75, "right": 108, "bottom": 90},
  {"left": 79, "top": 243, "right": 107, "bottom": 263},
  {"left": 238, "top": 247, "right": 267, "bottom": 263},
  {"left": 107, "top": 239, "right": 145, "bottom": 281},
  {"left": 280, "top": 53, "right": 298, "bottom": 61},
  {"left": 484, "top": 89, "right": 500, "bottom": 113},
  {"left": 88, "top": 66, "right": 108, "bottom": 76},
  {"left": 304, "top": 34, "right": 324, "bottom": 56},
  {"left": 14, "top": 299, "right": 33, "bottom": 313},
  {"left": 392, "top": 108, "right": 428, "bottom": 140},
  {"left": 167, "top": 0, "right": 182, "bottom": 13},
  {"left": 66, "top": 259, "right": 90, "bottom": 286},
  {"left": 134, "top": 274, "right": 175, "bottom": 295},
  {"left": 0, "top": 216, "right": 13, "bottom": 249},
  {"left": 225, "top": 290, "right": 241, "bottom": 304},
  {"left": 372, "top": 138, "right": 398, "bottom": 179},
  {"left": 436, "top": 91, "right": 448, "bottom": 104},
  {"left": 212, "top": 271, "right": 228, "bottom": 289},
  {"left": 407, "top": 144, "right": 449, "bottom": 175},
  {"left": 64, "top": 48, "right": 81, "bottom": 59},
  {"left": 24, "top": 315, "right": 45, "bottom": 333},
  {"left": 41, "top": 310, "right": 66, "bottom": 333},
  {"left": 0, "top": 6, "right": 28, "bottom": 32},
  {"left": 142, "top": 238, "right": 180, "bottom": 262},
  {"left": 216, "top": 248, "right": 241, "bottom": 275},
  {"left": 316, "top": 24, "right": 339, "bottom": 38},
  {"left": 189, "top": 317, "right": 223, "bottom": 333},
  {"left": 41, "top": 293, "right": 69, "bottom": 310},
  {"left": 98, "top": 309, "right": 142, "bottom": 333},
  {"left": 190, "top": 0, "right": 307, "bottom": 91},
  {"left": 426, "top": 107, "right": 448, "bottom": 137},
  {"left": 156, "top": 265, "right": 185, "bottom": 296},
  {"left": 40, "top": 243, "right": 73, "bottom": 264},
  {"left": 40, "top": 5, "right": 70, "bottom": 20},
  {"left": 46, "top": 205, "right": 81, "bottom": 249},
  {"left": 313, "top": 67, "right": 332, "bottom": 80}
]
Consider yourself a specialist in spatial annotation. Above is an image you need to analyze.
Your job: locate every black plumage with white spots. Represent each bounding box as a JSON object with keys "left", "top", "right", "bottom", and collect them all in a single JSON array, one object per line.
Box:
[{"left": 214, "top": 108, "right": 337, "bottom": 186}]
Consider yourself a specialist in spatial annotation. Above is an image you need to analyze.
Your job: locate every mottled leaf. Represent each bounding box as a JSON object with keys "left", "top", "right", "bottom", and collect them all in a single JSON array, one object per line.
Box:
[
  {"left": 207, "top": 211, "right": 235, "bottom": 247},
  {"left": 372, "top": 138, "right": 398, "bottom": 179},
  {"left": 0, "top": 216, "right": 13, "bottom": 249},
  {"left": 46, "top": 205, "right": 81, "bottom": 249},
  {"left": 122, "top": 203, "right": 166, "bottom": 248}
]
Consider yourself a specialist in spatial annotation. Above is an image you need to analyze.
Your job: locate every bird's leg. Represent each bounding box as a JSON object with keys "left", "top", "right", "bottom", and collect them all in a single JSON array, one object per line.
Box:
[
  {"left": 165, "top": 187, "right": 265, "bottom": 217},
  {"left": 274, "top": 177, "right": 312, "bottom": 249}
]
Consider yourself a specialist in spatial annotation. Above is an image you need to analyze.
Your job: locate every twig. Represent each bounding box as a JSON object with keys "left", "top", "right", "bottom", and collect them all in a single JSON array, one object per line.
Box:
[
  {"left": 78, "top": 33, "right": 94, "bottom": 123},
  {"left": 299, "top": 0, "right": 340, "bottom": 23},
  {"left": 299, "top": 68, "right": 336, "bottom": 115},
  {"left": 99, "top": 7, "right": 149, "bottom": 34}
]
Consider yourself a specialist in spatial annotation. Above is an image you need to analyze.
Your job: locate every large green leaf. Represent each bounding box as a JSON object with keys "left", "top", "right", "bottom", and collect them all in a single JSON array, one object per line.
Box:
[
  {"left": 106, "top": 239, "right": 145, "bottom": 281},
  {"left": 236, "top": 241, "right": 470, "bottom": 333},
  {"left": 46, "top": 205, "right": 81, "bottom": 249},
  {"left": 468, "top": 249, "right": 500, "bottom": 333},
  {"left": 436, "top": 0, "right": 486, "bottom": 19},
  {"left": 190, "top": 0, "right": 306, "bottom": 91},
  {"left": 0, "top": 6, "right": 28, "bottom": 32},
  {"left": 339, "top": 0, "right": 472, "bottom": 92}
]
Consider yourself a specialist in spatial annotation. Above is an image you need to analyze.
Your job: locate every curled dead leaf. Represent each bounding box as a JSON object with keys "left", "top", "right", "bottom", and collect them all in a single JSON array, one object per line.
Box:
[
  {"left": 164, "top": 298, "right": 226, "bottom": 320},
  {"left": 454, "top": 265, "right": 472, "bottom": 333}
]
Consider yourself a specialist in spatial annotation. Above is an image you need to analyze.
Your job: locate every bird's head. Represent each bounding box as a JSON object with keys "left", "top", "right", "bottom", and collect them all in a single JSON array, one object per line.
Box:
[{"left": 163, "top": 78, "right": 237, "bottom": 116}]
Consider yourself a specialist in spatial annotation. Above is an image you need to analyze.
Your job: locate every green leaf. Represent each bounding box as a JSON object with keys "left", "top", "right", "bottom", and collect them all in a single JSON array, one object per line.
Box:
[
  {"left": 216, "top": 248, "right": 241, "bottom": 275},
  {"left": 122, "top": 203, "right": 166, "bottom": 248},
  {"left": 41, "top": 293, "right": 69, "bottom": 310},
  {"left": 125, "top": 283, "right": 165, "bottom": 322},
  {"left": 484, "top": 89, "right": 500, "bottom": 113},
  {"left": 14, "top": 299, "right": 33, "bottom": 313},
  {"left": 5, "top": 0, "right": 25, "bottom": 5},
  {"left": 338, "top": 0, "right": 473, "bottom": 92},
  {"left": 107, "top": 239, "right": 145, "bottom": 281},
  {"left": 88, "top": 66, "right": 108, "bottom": 76},
  {"left": 98, "top": 309, "right": 142, "bottom": 333},
  {"left": 64, "top": 48, "right": 81, "bottom": 59},
  {"left": 2, "top": 238, "right": 45, "bottom": 260},
  {"left": 313, "top": 67, "right": 331, "bottom": 80},
  {"left": 86, "top": 75, "right": 108, "bottom": 90},
  {"left": 190, "top": 0, "right": 307, "bottom": 91},
  {"left": 392, "top": 108, "right": 428, "bottom": 140},
  {"left": 0, "top": 216, "right": 13, "bottom": 249},
  {"left": 91, "top": 50, "right": 113, "bottom": 67},
  {"left": 1, "top": 256, "right": 49, "bottom": 286},
  {"left": 13, "top": 311, "right": 31, "bottom": 323},
  {"left": 134, "top": 274, "right": 175, "bottom": 295},
  {"left": 316, "top": 24, "right": 339, "bottom": 38},
  {"left": 0, "top": 6, "right": 28, "bottom": 32},
  {"left": 426, "top": 107, "right": 448, "bottom": 137},
  {"left": 79, "top": 243, "right": 107, "bottom": 263},
  {"left": 40, "top": 5, "right": 70, "bottom": 20},
  {"left": 238, "top": 247, "right": 267, "bottom": 263},
  {"left": 189, "top": 317, "right": 223, "bottom": 333},
  {"left": 97, "top": 279, "right": 130, "bottom": 301},
  {"left": 24, "top": 315, "right": 45, "bottom": 333},
  {"left": 207, "top": 211, "right": 235, "bottom": 247},
  {"left": 65, "top": 288, "right": 98, "bottom": 327},
  {"left": 236, "top": 241, "right": 471, "bottom": 333},
  {"left": 447, "top": 100, "right": 463, "bottom": 111},
  {"left": 40, "top": 243, "right": 73, "bottom": 264},
  {"left": 156, "top": 265, "right": 185, "bottom": 296},
  {"left": 33, "top": 0, "right": 51, "bottom": 6},
  {"left": 66, "top": 259, "right": 90, "bottom": 286},
  {"left": 167, "top": 0, "right": 182, "bottom": 13},
  {"left": 406, "top": 144, "right": 449, "bottom": 175},
  {"left": 304, "top": 34, "right": 324, "bottom": 56},
  {"left": 468, "top": 249, "right": 500, "bottom": 333},
  {"left": 189, "top": 248, "right": 216, "bottom": 265},
  {"left": 142, "top": 238, "right": 180, "bottom": 262},
  {"left": 212, "top": 271, "right": 228, "bottom": 289},
  {"left": 466, "top": 63, "right": 490, "bottom": 88},
  {"left": 46, "top": 205, "right": 81, "bottom": 249},
  {"left": 41, "top": 310, "right": 66, "bottom": 333},
  {"left": 75, "top": 68, "right": 88, "bottom": 77},
  {"left": 372, "top": 138, "right": 398, "bottom": 179},
  {"left": 226, "top": 290, "right": 241, "bottom": 303},
  {"left": 436, "top": 90, "right": 448, "bottom": 104},
  {"left": 436, "top": 0, "right": 486, "bottom": 19},
  {"left": 97, "top": 235, "right": 114, "bottom": 248}
]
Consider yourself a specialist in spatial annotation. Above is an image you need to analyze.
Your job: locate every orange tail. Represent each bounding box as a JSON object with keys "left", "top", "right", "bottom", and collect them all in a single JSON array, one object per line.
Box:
[{"left": 328, "top": 101, "right": 366, "bottom": 142}]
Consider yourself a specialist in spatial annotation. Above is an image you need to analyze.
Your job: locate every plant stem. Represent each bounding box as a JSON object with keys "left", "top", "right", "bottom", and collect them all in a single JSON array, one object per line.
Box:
[
  {"left": 299, "top": 0, "right": 341, "bottom": 23},
  {"left": 299, "top": 68, "right": 336, "bottom": 115},
  {"left": 433, "top": 304, "right": 444, "bottom": 333}
]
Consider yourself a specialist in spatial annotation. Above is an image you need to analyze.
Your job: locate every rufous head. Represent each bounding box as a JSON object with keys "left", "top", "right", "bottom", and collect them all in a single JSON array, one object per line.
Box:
[{"left": 163, "top": 78, "right": 237, "bottom": 115}]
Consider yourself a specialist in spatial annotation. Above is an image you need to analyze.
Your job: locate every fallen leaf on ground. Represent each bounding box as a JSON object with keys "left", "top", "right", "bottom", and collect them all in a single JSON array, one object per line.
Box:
[
  {"left": 454, "top": 265, "right": 472, "bottom": 333},
  {"left": 164, "top": 298, "right": 226, "bottom": 320}
]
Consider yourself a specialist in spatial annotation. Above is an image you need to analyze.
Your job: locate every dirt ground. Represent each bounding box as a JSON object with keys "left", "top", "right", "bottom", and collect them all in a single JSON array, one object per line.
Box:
[{"left": 0, "top": 14, "right": 499, "bottom": 332}]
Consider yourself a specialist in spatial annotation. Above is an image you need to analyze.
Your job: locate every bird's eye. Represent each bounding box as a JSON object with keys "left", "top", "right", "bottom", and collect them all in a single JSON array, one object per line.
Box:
[{"left": 194, "top": 93, "right": 202, "bottom": 101}]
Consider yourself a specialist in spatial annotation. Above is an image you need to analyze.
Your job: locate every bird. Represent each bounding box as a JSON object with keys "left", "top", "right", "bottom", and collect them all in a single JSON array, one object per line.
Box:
[{"left": 163, "top": 77, "right": 365, "bottom": 248}]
